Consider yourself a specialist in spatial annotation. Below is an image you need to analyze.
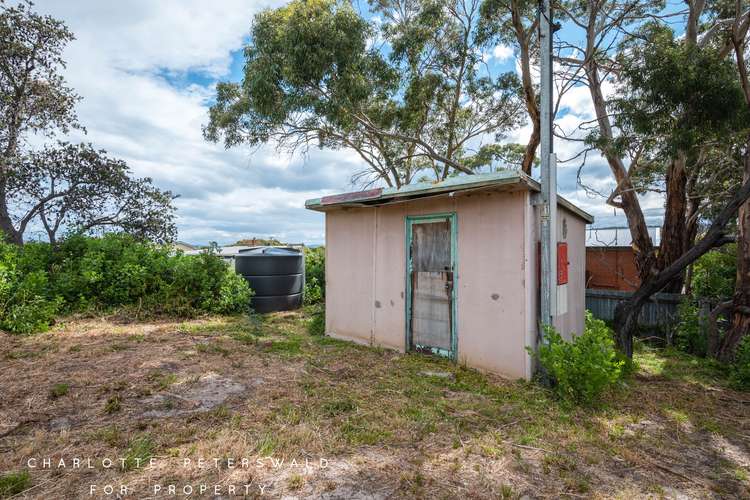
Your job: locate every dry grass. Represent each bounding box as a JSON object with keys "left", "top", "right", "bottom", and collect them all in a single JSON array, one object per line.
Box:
[{"left": 0, "top": 310, "right": 748, "bottom": 499}]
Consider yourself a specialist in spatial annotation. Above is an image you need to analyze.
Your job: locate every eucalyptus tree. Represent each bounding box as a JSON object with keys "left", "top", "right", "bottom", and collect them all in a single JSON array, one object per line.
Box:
[
  {"left": 10, "top": 143, "right": 177, "bottom": 245},
  {"left": 716, "top": 0, "right": 750, "bottom": 361},
  {"left": 0, "top": 2, "right": 177, "bottom": 245},
  {"left": 204, "top": 0, "right": 527, "bottom": 188},
  {"left": 556, "top": 0, "right": 750, "bottom": 356},
  {"left": 0, "top": 0, "right": 79, "bottom": 244}
]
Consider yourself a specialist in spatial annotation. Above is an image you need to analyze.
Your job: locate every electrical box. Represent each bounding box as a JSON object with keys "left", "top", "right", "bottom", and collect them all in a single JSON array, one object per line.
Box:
[{"left": 557, "top": 242, "right": 569, "bottom": 285}]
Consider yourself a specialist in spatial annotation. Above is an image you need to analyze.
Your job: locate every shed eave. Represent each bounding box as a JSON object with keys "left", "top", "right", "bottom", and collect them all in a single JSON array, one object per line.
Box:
[
  {"left": 306, "top": 171, "right": 528, "bottom": 210},
  {"left": 304, "top": 170, "right": 594, "bottom": 224}
]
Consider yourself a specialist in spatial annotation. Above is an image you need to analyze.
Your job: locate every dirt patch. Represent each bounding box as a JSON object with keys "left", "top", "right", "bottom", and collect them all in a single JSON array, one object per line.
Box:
[{"left": 140, "top": 372, "right": 253, "bottom": 418}]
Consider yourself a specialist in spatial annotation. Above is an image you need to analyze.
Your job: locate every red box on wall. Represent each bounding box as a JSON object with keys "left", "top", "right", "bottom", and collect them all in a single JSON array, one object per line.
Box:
[
  {"left": 557, "top": 242, "right": 569, "bottom": 285},
  {"left": 537, "top": 242, "right": 570, "bottom": 286}
]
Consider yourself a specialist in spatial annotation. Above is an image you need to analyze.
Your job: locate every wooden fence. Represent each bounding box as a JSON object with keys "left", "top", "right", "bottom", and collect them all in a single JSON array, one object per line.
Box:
[{"left": 585, "top": 289, "right": 684, "bottom": 328}]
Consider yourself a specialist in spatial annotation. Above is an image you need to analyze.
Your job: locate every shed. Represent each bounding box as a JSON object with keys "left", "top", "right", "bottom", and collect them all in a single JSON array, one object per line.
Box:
[{"left": 305, "top": 171, "right": 594, "bottom": 379}]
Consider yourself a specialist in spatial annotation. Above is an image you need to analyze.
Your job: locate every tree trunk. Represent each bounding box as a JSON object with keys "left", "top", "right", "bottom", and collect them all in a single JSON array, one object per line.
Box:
[
  {"left": 716, "top": 16, "right": 750, "bottom": 361},
  {"left": 707, "top": 300, "right": 734, "bottom": 357},
  {"left": 584, "top": 62, "right": 656, "bottom": 281},
  {"left": 613, "top": 299, "right": 644, "bottom": 358},
  {"left": 509, "top": 0, "right": 538, "bottom": 175},
  {"left": 613, "top": 173, "right": 750, "bottom": 357},
  {"left": 717, "top": 142, "right": 750, "bottom": 362},
  {"left": 0, "top": 183, "right": 21, "bottom": 245},
  {"left": 657, "top": 155, "right": 689, "bottom": 293}
]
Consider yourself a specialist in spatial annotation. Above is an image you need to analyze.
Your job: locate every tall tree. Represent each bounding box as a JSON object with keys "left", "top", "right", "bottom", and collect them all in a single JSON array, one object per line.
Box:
[
  {"left": 9, "top": 143, "right": 177, "bottom": 245},
  {"left": 0, "top": 0, "right": 79, "bottom": 244},
  {"left": 714, "top": 0, "right": 750, "bottom": 361},
  {"left": 0, "top": 2, "right": 176, "bottom": 245},
  {"left": 557, "top": 0, "right": 750, "bottom": 356},
  {"left": 204, "top": 0, "right": 526, "bottom": 187}
]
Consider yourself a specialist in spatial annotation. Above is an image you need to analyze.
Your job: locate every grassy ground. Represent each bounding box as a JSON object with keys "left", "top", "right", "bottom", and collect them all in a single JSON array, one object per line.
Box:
[{"left": 0, "top": 309, "right": 748, "bottom": 499}]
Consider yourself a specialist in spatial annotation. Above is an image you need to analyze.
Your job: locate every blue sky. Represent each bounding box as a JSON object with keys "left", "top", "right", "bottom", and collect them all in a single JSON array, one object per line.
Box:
[{"left": 25, "top": 0, "right": 667, "bottom": 246}]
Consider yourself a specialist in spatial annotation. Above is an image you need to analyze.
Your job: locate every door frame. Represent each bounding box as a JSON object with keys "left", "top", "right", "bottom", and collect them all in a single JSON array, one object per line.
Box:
[{"left": 405, "top": 212, "right": 458, "bottom": 360}]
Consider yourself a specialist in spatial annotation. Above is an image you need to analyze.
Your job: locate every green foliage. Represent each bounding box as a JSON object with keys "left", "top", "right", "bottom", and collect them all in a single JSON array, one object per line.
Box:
[
  {"left": 307, "top": 305, "right": 325, "bottom": 336},
  {"left": 205, "top": 0, "right": 524, "bottom": 187},
  {"left": 730, "top": 336, "right": 750, "bottom": 391},
  {"left": 123, "top": 435, "right": 154, "bottom": 471},
  {"left": 532, "top": 312, "right": 625, "bottom": 406},
  {"left": 674, "top": 247, "right": 736, "bottom": 358},
  {"left": 104, "top": 396, "right": 122, "bottom": 414},
  {"left": 692, "top": 245, "right": 736, "bottom": 300},
  {"left": 674, "top": 301, "right": 707, "bottom": 357},
  {"left": 0, "top": 471, "right": 30, "bottom": 498},
  {"left": 0, "top": 234, "right": 253, "bottom": 334},
  {"left": 49, "top": 382, "right": 70, "bottom": 398},
  {"left": 304, "top": 246, "right": 325, "bottom": 305},
  {"left": 0, "top": 241, "right": 60, "bottom": 334},
  {"left": 611, "top": 25, "right": 749, "bottom": 159}
]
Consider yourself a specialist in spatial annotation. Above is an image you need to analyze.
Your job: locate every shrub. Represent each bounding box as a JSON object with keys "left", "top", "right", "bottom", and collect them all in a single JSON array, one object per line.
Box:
[
  {"left": 532, "top": 312, "right": 625, "bottom": 405},
  {"left": 730, "top": 336, "right": 750, "bottom": 391},
  {"left": 0, "top": 242, "right": 60, "bottom": 334},
  {"left": 674, "top": 300, "right": 707, "bottom": 357},
  {"left": 304, "top": 277, "right": 323, "bottom": 305},
  {"left": 692, "top": 245, "right": 736, "bottom": 300},
  {"left": 210, "top": 266, "right": 254, "bottom": 315},
  {"left": 303, "top": 246, "right": 325, "bottom": 305},
  {"left": 0, "top": 233, "right": 254, "bottom": 334},
  {"left": 165, "top": 251, "right": 252, "bottom": 315}
]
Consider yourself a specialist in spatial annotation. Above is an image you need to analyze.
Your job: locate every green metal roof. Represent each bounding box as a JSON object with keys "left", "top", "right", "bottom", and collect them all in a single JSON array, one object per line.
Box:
[{"left": 305, "top": 170, "right": 594, "bottom": 223}]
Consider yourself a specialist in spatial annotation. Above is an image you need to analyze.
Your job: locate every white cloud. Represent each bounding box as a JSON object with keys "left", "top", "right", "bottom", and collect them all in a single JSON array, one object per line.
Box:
[
  {"left": 27, "top": 0, "right": 363, "bottom": 245},
  {"left": 21, "top": 1, "right": 655, "bottom": 244},
  {"left": 492, "top": 44, "right": 514, "bottom": 62}
]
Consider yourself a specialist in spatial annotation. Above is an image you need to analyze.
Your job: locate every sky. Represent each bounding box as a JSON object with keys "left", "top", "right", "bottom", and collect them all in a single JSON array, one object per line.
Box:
[{"left": 25, "top": 0, "right": 667, "bottom": 246}]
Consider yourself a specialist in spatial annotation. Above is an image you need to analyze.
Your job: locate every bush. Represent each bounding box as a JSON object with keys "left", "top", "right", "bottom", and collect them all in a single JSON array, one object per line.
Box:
[
  {"left": 0, "top": 242, "right": 60, "bottom": 334},
  {"left": 532, "top": 312, "right": 625, "bottom": 405},
  {"left": 674, "top": 300, "right": 707, "bottom": 357},
  {"left": 306, "top": 304, "right": 325, "bottom": 336},
  {"left": 165, "top": 251, "right": 251, "bottom": 315},
  {"left": 692, "top": 245, "right": 736, "bottom": 300},
  {"left": 730, "top": 336, "right": 750, "bottom": 391},
  {"left": 0, "top": 233, "right": 253, "bottom": 333},
  {"left": 303, "top": 246, "right": 325, "bottom": 305}
]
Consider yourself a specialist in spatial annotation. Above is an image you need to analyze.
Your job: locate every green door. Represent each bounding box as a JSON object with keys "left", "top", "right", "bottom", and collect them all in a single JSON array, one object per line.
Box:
[{"left": 406, "top": 214, "right": 457, "bottom": 359}]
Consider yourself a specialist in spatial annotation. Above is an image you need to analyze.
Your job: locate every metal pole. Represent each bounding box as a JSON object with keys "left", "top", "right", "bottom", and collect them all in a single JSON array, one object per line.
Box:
[{"left": 539, "top": 0, "right": 556, "bottom": 330}]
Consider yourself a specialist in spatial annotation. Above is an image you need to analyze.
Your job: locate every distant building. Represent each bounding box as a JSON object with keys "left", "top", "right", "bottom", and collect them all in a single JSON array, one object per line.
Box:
[
  {"left": 586, "top": 246, "right": 641, "bottom": 292},
  {"left": 173, "top": 241, "right": 197, "bottom": 252}
]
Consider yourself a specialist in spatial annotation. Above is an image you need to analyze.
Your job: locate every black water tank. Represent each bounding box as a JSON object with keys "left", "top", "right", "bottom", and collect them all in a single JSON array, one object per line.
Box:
[{"left": 235, "top": 247, "right": 304, "bottom": 313}]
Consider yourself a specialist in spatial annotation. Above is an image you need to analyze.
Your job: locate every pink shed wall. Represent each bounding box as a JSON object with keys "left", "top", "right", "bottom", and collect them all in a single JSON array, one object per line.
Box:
[
  {"left": 525, "top": 204, "right": 588, "bottom": 350},
  {"left": 324, "top": 208, "right": 375, "bottom": 344},
  {"left": 552, "top": 206, "right": 587, "bottom": 338},
  {"left": 323, "top": 189, "right": 587, "bottom": 380}
]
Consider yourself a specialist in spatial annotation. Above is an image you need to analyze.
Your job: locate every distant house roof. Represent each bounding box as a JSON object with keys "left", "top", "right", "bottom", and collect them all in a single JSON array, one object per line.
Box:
[
  {"left": 174, "top": 241, "right": 197, "bottom": 250},
  {"left": 184, "top": 245, "right": 254, "bottom": 257},
  {"left": 305, "top": 170, "right": 594, "bottom": 223}
]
